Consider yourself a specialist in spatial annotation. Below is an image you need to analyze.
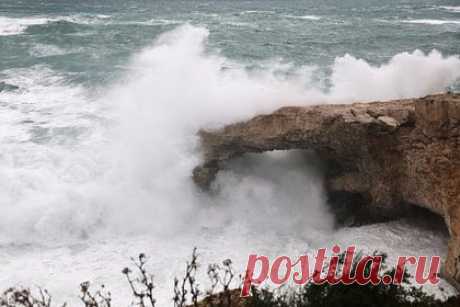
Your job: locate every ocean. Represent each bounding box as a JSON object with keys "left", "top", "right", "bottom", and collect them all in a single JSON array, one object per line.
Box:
[{"left": 0, "top": 0, "right": 459, "bottom": 305}]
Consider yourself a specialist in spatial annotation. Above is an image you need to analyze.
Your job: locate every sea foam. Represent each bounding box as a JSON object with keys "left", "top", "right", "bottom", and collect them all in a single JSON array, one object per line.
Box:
[
  {"left": 0, "top": 16, "right": 50, "bottom": 35},
  {"left": 0, "top": 14, "right": 112, "bottom": 36},
  {"left": 0, "top": 22, "right": 459, "bottom": 306},
  {"left": 402, "top": 19, "right": 460, "bottom": 25},
  {"left": 440, "top": 6, "right": 460, "bottom": 13},
  {"left": 0, "top": 25, "right": 459, "bottom": 244}
]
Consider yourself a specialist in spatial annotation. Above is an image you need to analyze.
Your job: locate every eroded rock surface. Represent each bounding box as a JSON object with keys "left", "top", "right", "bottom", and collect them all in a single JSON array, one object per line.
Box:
[{"left": 193, "top": 93, "right": 460, "bottom": 289}]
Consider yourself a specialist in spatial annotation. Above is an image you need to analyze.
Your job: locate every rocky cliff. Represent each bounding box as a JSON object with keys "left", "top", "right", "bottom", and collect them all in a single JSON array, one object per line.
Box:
[{"left": 193, "top": 93, "right": 460, "bottom": 289}]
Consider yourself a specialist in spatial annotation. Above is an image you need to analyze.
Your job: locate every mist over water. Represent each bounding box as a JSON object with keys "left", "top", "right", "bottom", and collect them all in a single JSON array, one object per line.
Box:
[
  {"left": 2, "top": 24, "right": 459, "bottom": 244},
  {"left": 1, "top": 0, "right": 460, "bottom": 304}
]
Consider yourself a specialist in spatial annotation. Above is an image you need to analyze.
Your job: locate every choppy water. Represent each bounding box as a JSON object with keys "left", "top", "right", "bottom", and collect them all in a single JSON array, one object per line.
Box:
[
  {"left": 0, "top": 0, "right": 459, "bottom": 305},
  {"left": 1, "top": 0, "right": 460, "bottom": 86}
]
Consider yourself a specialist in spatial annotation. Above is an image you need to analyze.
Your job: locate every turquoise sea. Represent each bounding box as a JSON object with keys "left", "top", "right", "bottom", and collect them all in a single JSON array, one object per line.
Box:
[{"left": 0, "top": 1, "right": 459, "bottom": 305}]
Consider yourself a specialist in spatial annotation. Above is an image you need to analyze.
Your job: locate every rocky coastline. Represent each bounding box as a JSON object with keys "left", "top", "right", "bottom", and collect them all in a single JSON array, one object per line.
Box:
[{"left": 193, "top": 93, "right": 460, "bottom": 290}]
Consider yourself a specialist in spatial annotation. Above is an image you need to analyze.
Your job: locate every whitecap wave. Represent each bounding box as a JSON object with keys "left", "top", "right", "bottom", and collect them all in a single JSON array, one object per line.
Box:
[
  {"left": 96, "top": 14, "right": 111, "bottom": 19},
  {"left": 127, "top": 18, "right": 182, "bottom": 26},
  {"left": 58, "top": 14, "right": 112, "bottom": 25},
  {"left": 0, "top": 16, "right": 50, "bottom": 35},
  {"left": 29, "top": 44, "right": 67, "bottom": 57},
  {"left": 0, "top": 14, "right": 112, "bottom": 36},
  {"left": 283, "top": 14, "right": 322, "bottom": 20},
  {"left": 240, "top": 10, "right": 274, "bottom": 15},
  {"left": 440, "top": 6, "right": 460, "bottom": 13},
  {"left": 402, "top": 19, "right": 460, "bottom": 25},
  {"left": 222, "top": 21, "right": 258, "bottom": 28}
]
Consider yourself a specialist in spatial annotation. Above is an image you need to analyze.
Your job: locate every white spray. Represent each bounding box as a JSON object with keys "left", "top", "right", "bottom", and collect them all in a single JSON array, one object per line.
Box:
[{"left": 0, "top": 24, "right": 459, "bottom": 244}]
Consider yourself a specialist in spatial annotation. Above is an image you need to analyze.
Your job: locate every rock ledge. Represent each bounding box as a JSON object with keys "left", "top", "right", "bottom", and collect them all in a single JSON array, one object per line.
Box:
[{"left": 193, "top": 93, "right": 460, "bottom": 289}]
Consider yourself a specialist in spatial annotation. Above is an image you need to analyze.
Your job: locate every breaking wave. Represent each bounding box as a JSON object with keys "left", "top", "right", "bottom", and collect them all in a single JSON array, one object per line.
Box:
[
  {"left": 0, "top": 16, "right": 50, "bottom": 36},
  {"left": 0, "top": 14, "right": 111, "bottom": 36},
  {"left": 0, "top": 25, "right": 459, "bottom": 245},
  {"left": 402, "top": 19, "right": 460, "bottom": 25},
  {"left": 283, "top": 14, "right": 322, "bottom": 20},
  {"left": 440, "top": 6, "right": 460, "bottom": 13}
]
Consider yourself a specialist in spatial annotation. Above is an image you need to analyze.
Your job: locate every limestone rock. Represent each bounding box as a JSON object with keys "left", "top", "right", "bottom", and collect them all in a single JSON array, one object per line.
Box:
[{"left": 192, "top": 93, "right": 460, "bottom": 289}]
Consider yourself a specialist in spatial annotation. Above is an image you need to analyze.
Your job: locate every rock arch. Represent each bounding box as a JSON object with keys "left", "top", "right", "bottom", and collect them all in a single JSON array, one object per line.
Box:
[{"left": 193, "top": 93, "right": 460, "bottom": 289}]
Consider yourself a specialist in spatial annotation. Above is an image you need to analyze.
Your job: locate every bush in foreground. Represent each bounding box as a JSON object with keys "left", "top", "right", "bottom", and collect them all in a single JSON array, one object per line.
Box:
[{"left": 0, "top": 249, "right": 459, "bottom": 307}]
